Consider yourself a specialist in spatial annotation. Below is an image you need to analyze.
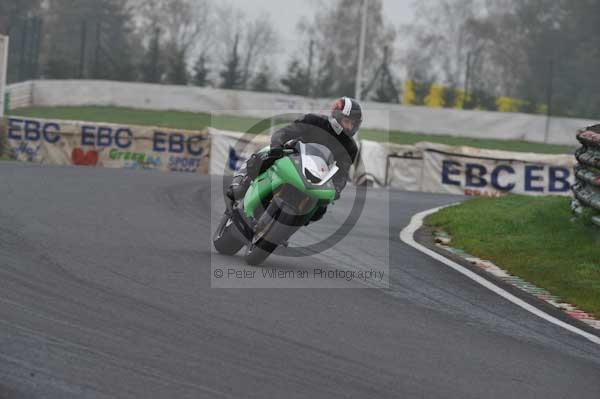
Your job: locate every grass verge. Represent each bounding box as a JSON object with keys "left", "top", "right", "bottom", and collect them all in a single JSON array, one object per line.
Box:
[
  {"left": 10, "top": 106, "right": 575, "bottom": 154},
  {"left": 425, "top": 195, "right": 600, "bottom": 317}
]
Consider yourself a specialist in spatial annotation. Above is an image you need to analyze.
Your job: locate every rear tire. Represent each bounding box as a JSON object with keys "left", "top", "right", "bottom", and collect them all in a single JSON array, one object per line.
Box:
[{"left": 213, "top": 214, "right": 244, "bottom": 255}]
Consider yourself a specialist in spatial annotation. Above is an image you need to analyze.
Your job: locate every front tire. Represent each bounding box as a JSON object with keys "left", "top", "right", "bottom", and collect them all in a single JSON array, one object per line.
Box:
[
  {"left": 213, "top": 214, "right": 244, "bottom": 255},
  {"left": 244, "top": 239, "right": 277, "bottom": 265}
]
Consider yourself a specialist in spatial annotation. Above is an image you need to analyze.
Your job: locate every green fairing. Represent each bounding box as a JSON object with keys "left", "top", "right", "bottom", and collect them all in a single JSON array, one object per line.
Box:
[{"left": 243, "top": 157, "right": 336, "bottom": 218}]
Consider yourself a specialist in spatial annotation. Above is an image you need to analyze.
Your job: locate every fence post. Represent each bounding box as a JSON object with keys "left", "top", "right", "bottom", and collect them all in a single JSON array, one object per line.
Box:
[
  {"left": 0, "top": 35, "right": 10, "bottom": 117},
  {"left": 78, "top": 21, "right": 88, "bottom": 79},
  {"left": 543, "top": 58, "right": 554, "bottom": 144},
  {"left": 30, "top": 17, "right": 42, "bottom": 79}
]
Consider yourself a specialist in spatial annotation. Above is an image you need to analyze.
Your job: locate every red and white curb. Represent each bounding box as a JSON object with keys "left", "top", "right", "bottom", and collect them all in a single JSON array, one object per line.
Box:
[
  {"left": 434, "top": 231, "right": 600, "bottom": 331},
  {"left": 400, "top": 204, "right": 600, "bottom": 346}
]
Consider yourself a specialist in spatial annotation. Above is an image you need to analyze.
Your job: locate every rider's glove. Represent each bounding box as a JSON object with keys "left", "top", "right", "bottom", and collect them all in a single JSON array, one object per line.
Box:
[{"left": 268, "top": 146, "right": 284, "bottom": 159}]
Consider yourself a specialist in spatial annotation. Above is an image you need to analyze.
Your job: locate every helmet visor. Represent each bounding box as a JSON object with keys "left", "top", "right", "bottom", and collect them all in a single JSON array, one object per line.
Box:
[
  {"left": 341, "top": 115, "right": 362, "bottom": 136},
  {"left": 340, "top": 117, "right": 355, "bottom": 132}
]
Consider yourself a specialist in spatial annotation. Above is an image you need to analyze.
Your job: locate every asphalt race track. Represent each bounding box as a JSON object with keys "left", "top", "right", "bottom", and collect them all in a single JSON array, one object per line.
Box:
[{"left": 1, "top": 162, "right": 599, "bottom": 399}]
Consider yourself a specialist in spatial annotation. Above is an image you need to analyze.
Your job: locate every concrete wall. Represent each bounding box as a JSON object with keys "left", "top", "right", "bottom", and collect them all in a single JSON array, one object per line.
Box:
[{"left": 8, "top": 79, "right": 598, "bottom": 146}]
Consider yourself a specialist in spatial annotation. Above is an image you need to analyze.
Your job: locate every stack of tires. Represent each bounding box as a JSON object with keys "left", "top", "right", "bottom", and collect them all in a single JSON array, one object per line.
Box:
[{"left": 572, "top": 125, "right": 600, "bottom": 227}]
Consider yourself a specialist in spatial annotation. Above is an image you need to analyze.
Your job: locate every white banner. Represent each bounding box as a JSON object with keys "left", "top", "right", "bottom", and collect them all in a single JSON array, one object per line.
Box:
[
  {"left": 416, "top": 142, "right": 575, "bottom": 196},
  {"left": 2, "top": 117, "right": 577, "bottom": 197},
  {"left": 208, "top": 128, "right": 269, "bottom": 175},
  {"left": 353, "top": 140, "right": 422, "bottom": 188},
  {"left": 387, "top": 152, "right": 423, "bottom": 192},
  {"left": 4, "top": 116, "right": 211, "bottom": 174},
  {"left": 0, "top": 36, "right": 9, "bottom": 117},
  {"left": 358, "top": 140, "right": 576, "bottom": 196}
]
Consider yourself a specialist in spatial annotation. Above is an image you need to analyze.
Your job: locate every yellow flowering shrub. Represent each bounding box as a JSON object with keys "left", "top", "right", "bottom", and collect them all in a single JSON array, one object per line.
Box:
[
  {"left": 424, "top": 84, "right": 445, "bottom": 108},
  {"left": 402, "top": 80, "right": 416, "bottom": 105}
]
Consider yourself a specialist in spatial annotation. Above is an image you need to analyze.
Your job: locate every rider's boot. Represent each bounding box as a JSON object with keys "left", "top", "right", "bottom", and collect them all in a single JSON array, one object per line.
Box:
[{"left": 227, "top": 174, "right": 251, "bottom": 201}]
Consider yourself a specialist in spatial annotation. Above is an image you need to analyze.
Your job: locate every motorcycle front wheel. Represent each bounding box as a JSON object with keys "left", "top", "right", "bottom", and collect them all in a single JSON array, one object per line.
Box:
[
  {"left": 213, "top": 214, "right": 244, "bottom": 255},
  {"left": 244, "top": 238, "right": 277, "bottom": 266}
]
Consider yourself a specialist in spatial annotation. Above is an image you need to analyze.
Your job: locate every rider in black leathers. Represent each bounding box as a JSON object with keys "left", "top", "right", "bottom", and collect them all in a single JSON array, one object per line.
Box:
[{"left": 227, "top": 97, "right": 363, "bottom": 221}]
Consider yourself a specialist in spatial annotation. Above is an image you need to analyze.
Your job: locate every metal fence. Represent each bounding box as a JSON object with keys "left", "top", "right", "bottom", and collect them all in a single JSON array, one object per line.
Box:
[
  {"left": 572, "top": 125, "right": 600, "bottom": 227},
  {"left": 5, "top": 14, "right": 123, "bottom": 85},
  {"left": 5, "top": 16, "right": 43, "bottom": 84}
]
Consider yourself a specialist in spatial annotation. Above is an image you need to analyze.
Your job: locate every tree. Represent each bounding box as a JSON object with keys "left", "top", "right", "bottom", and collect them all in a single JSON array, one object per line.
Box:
[
  {"left": 192, "top": 53, "right": 210, "bottom": 87},
  {"left": 139, "top": 26, "right": 164, "bottom": 83},
  {"left": 43, "top": 0, "right": 140, "bottom": 81},
  {"left": 165, "top": 47, "right": 188, "bottom": 85},
  {"left": 402, "top": 0, "right": 524, "bottom": 111},
  {"left": 220, "top": 33, "right": 242, "bottom": 89},
  {"left": 403, "top": 0, "right": 600, "bottom": 119},
  {"left": 239, "top": 13, "right": 278, "bottom": 89},
  {"left": 97, "top": 2, "right": 139, "bottom": 81},
  {"left": 467, "top": 89, "right": 497, "bottom": 111},
  {"left": 280, "top": 59, "right": 309, "bottom": 96},
  {"left": 214, "top": 6, "right": 279, "bottom": 90},
  {"left": 135, "top": 0, "right": 214, "bottom": 86},
  {"left": 533, "top": 0, "right": 600, "bottom": 118},
  {"left": 251, "top": 64, "right": 271, "bottom": 92},
  {"left": 373, "top": 81, "right": 399, "bottom": 103},
  {"left": 402, "top": 0, "right": 489, "bottom": 89},
  {"left": 442, "top": 87, "right": 459, "bottom": 109},
  {"left": 300, "top": 0, "right": 395, "bottom": 98},
  {"left": 313, "top": 51, "right": 336, "bottom": 98},
  {"left": 365, "top": 46, "right": 400, "bottom": 103}
]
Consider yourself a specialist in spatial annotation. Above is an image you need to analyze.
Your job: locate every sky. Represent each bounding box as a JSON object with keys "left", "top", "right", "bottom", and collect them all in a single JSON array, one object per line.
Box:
[{"left": 226, "top": 0, "right": 416, "bottom": 73}]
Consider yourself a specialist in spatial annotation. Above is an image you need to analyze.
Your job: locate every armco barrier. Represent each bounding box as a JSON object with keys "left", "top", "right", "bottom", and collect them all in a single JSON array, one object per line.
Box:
[
  {"left": 7, "top": 79, "right": 599, "bottom": 146},
  {"left": 2, "top": 116, "right": 210, "bottom": 173},
  {"left": 572, "top": 126, "right": 600, "bottom": 227}
]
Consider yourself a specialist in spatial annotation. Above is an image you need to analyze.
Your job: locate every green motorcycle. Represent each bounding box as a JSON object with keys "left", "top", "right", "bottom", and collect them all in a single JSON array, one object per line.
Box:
[{"left": 213, "top": 141, "right": 340, "bottom": 265}]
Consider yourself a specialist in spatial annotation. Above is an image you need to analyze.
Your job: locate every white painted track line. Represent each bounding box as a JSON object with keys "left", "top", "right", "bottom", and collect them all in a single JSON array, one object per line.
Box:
[{"left": 399, "top": 205, "right": 600, "bottom": 346}]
